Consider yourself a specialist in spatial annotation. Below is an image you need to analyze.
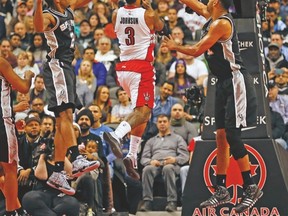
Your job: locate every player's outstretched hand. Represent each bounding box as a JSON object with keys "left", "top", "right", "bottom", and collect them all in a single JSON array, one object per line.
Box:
[
  {"left": 142, "top": 0, "right": 152, "bottom": 10},
  {"left": 24, "top": 70, "right": 35, "bottom": 80},
  {"left": 161, "top": 35, "right": 177, "bottom": 50}
]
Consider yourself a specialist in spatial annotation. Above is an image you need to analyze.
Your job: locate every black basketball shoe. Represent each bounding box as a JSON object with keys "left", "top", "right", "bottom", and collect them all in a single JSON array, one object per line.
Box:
[
  {"left": 200, "top": 185, "right": 231, "bottom": 208},
  {"left": 235, "top": 184, "right": 263, "bottom": 213}
]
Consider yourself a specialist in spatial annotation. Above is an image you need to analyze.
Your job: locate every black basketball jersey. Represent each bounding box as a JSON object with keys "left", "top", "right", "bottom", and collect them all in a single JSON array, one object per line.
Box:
[
  {"left": 43, "top": 7, "right": 75, "bottom": 63},
  {"left": 202, "top": 13, "right": 245, "bottom": 80}
]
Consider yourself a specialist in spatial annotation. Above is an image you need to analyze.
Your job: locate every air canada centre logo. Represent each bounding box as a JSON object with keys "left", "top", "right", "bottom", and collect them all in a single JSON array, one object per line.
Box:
[{"left": 203, "top": 144, "right": 267, "bottom": 205}]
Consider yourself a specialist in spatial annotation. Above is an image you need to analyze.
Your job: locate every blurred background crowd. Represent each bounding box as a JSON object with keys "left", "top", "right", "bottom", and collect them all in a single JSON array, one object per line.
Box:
[{"left": 0, "top": 0, "right": 288, "bottom": 215}]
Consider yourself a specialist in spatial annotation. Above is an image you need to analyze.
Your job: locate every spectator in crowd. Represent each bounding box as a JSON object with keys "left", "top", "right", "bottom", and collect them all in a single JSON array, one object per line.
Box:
[
  {"left": 274, "top": 68, "right": 288, "bottom": 95},
  {"left": 171, "top": 26, "right": 186, "bottom": 46},
  {"left": 17, "top": 115, "right": 42, "bottom": 201},
  {"left": 76, "top": 19, "right": 94, "bottom": 50},
  {"left": 13, "top": 91, "right": 30, "bottom": 115},
  {"left": 93, "top": 85, "right": 112, "bottom": 124},
  {"left": 9, "top": 33, "right": 24, "bottom": 56},
  {"left": 155, "top": 41, "right": 177, "bottom": 73},
  {"left": 177, "top": 4, "right": 206, "bottom": 41},
  {"left": 26, "top": 33, "right": 47, "bottom": 73},
  {"left": 168, "top": 47, "right": 209, "bottom": 86},
  {"left": 169, "top": 103, "right": 199, "bottom": 194},
  {"left": 111, "top": 87, "right": 133, "bottom": 123},
  {"left": 168, "top": 58, "right": 196, "bottom": 98},
  {"left": 280, "top": 0, "right": 288, "bottom": 22},
  {"left": 88, "top": 13, "right": 102, "bottom": 33},
  {"left": 76, "top": 59, "right": 96, "bottom": 107},
  {"left": 40, "top": 115, "right": 55, "bottom": 138},
  {"left": 89, "top": 104, "right": 116, "bottom": 173},
  {"left": 0, "top": 0, "right": 13, "bottom": 17},
  {"left": 152, "top": 81, "right": 179, "bottom": 123},
  {"left": 74, "top": 8, "right": 86, "bottom": 38},
  {"left": 30, "top": 97, "right": 46, "bottom": 119},
  {"left": 93, "top": 2, "right": 111, "bottom": 27},
  {"left": 13, "top": 22, "right": 32, "bottom": 51},
  {"left": 14, "top": 52, "right": 32, "bottom": 79},
  {"left": 0, "top": 39, "right": 17, "bottom": 68},
  {"left": 22, "top": 142, "right": 80, "bottom": 216},
  {"left": 165, "top": 8, "right": 192, "bottom": 43},
  {"left": 265, "top": 32, "right": 288, "bottom": 60},
  {"left": 29, "top": 74, "right": 46, "bottom": 102},
  {"left": 266, "top": 7, "right": 286, "bottom": 32},
  {"left": 170, "top": 103, "right": 198, "bottom": 143},
  {"left": 140, "top": 114, "right": 189, "bottom": 212},
  {"left": 270, "top": 107, "right": 288, "bottom": 150},
  {"left": 88, "top": 27, "right": 105, "bottom": 48},
  {"left": 25, "top": 0, "right": 34, "bottom": 16},
  {"left": 74, "top": 47, "right": 107, "bottom": 87},
  {"left": 7, "top": 1, "right": 28, "bottom": 36},
  {"left": 23, "top": 15, "right": 34, "bottom": 35},
  {"left": 268, "top": 78, "right": 288, "bottom": 146},
  {"left": 95, "top": 36, "right": 118, "bottom": 74},
  {"left": 265, "top": 42, "right": 288, "bottom": 73},
  {"left": 154, "top": 0, "right": 169, "bottom": 20}
]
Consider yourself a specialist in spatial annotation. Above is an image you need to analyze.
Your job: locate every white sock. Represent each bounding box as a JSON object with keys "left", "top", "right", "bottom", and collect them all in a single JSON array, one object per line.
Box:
[
  {"left": 128, "top": 135, "right": 142, "bottom": 158},
  {"left": 114, "top": 121, "right": 131, "bottom": 139}
]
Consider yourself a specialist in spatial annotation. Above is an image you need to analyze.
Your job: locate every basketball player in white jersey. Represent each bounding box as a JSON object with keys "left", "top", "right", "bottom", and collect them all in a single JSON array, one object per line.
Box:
[{"left": 103, "top": 0, "right": 164, "bottom": 180}]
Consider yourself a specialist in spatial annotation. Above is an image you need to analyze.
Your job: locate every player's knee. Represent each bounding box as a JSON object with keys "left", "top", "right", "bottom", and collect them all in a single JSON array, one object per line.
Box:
[{"left": 226, "top": 128, "right": 247, "bottom": 159}]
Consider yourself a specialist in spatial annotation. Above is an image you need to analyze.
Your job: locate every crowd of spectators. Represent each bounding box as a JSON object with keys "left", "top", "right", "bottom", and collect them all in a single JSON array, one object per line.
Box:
[{"left": 1, "top": 0, "right": 288, "bottom": 215}]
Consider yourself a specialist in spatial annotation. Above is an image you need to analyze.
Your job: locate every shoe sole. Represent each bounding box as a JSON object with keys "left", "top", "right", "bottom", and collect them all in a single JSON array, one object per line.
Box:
[
  {"left": 103, "top": 132, "right": 123, "bottom": 158},
  {"left": 235, "top": 190, "right": 264, "bottom": 213},
  {"left": 46, "top": 181, "right": 75, "bottom": 195},
  {"left": 72, "top": 161, "right": 100, "bottom": 178},
  {"left": 123, "top": 157, "right": 140, "bottom": 180}
]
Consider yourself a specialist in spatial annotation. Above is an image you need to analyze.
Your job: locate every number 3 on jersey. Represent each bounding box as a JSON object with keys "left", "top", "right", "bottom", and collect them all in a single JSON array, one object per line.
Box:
[{"left": 125, "top": 27, "right": 135, "bottom": 46}]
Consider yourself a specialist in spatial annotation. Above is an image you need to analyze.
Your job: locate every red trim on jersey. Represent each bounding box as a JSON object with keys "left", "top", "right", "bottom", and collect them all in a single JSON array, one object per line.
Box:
[
  {"left": 116, "top": 60, "right": 153, "bottom": 73},
  {"left": 145, "top": 43, "right": 155, "bottom": 62},
  {"left": 124, "top": 5, "right": 138, "bottom": 9}
]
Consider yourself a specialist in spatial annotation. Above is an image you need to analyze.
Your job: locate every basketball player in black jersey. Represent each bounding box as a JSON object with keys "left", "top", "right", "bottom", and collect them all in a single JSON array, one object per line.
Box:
[
  {"left": 34, "top": 0, "right": 99, "bottom": 195},
  {"left": 162, "top": 0, "right": 263, "bottom": 213},
  {"left": 0, "top": 57, "right": 34, "bottom": 216}
]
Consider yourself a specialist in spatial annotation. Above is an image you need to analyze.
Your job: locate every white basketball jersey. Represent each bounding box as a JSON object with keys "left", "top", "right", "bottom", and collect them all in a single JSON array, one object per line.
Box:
[{"left": 115, "top": 6, "right": 156, "bottom": 62}]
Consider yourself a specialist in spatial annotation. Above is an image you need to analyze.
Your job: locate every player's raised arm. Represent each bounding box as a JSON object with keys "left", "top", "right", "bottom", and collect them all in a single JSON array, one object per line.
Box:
[
  {"left": 181, "top": 0, "right": 210, "bottom": 19},
  {"left": 70, "top": 0, "right": 91, "bottom": 10},
  {"left": 0, "top": 58, "right": 34, "bottom": 93},
  {"left": 34, "top": 0, "right": 53, "bottom": 32},
  {"left": 162, "top": 18, "right": 231, "bottom": 57},
  {"left": 142, "top": 0, "right": 164, "bottom": 32}
]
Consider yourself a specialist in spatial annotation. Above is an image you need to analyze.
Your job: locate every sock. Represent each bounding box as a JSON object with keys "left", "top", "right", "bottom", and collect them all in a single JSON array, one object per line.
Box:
[
  {"left": 241, "top": 170, "right": 254, "bottom": 186},
  {"left": 16, "top": 207, "right": 24, "bottom": 214},
  {"left": 216, "top": 174, "right": 226, "bottom": 187},
  {"left": 128, "top": 135, "right": 142, "bottom": 158},
  {"left": 115, "top": 121, "right": 131, "bottom": 139},
  {"left": 4, "top": 211, "right": 15, "bottom": 216},
  {"left": 68, "top": 145, "right": 80, "bottom": 162},
  {"left": 54, "top": 161, "right": 64, "bottom": 172}
]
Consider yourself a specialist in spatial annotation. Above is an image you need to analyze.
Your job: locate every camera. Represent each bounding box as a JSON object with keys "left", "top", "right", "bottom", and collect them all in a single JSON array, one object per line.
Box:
[
  {"left": 185, "top": 85, "right": 203, "bottom": 106},
  {"left": 184, "top": 85, "right": 205, "bottom": 123},
  {"left": 38, "top": 131, "right": 55, "bottom": 160}
]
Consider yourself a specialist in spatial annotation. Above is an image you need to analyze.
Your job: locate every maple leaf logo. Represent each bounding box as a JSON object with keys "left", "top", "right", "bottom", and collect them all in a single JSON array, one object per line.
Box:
[{"left": 203, "top": 144, "right": 267, "bottom": 205}]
